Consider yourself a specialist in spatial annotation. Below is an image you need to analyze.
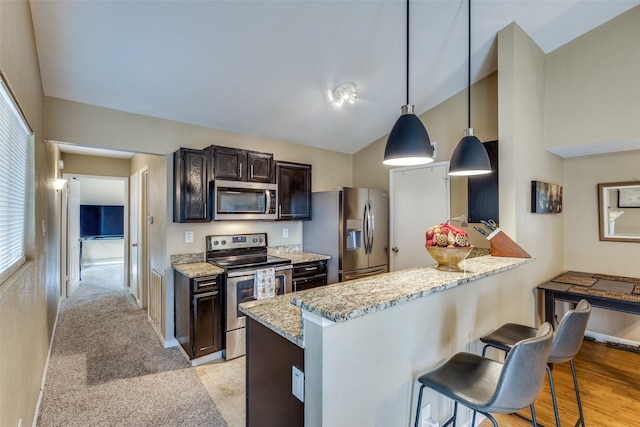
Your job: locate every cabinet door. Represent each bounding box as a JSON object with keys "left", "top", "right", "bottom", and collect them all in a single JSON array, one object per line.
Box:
[
  {"left": 193, "top": 289, "right": 222, "bottom": 358},
  {"left": 213, "top": 146, "right": 246, "bottom": 181},
  {"left": 247, "top": 151, "right": 273, "bottom": 183},
  {"left": 276, "top": 161, "right": 312, "bottom": 220},
  {"left": 173, "top": 148, "right": 209, "bottom": 223}
]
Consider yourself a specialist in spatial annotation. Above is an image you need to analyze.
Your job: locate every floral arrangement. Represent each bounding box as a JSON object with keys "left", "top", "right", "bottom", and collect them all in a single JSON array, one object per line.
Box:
[{"left": 425, "top": 223, "right": 470, "bottom": 248}]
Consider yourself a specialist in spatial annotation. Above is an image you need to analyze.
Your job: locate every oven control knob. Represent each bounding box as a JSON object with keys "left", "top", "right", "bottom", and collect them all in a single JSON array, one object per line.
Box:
[
  {"left": 221, "top": 240, "right": 227, "bottom": 245},
  {"left": 213, "top": 240, "right": 219, "bottom": 246},
  {"left": 259, "top": 237, "right": 264, "bottom": 243},
  {"left": 252, "top": 238, "right": 258, "bottom": 243}
]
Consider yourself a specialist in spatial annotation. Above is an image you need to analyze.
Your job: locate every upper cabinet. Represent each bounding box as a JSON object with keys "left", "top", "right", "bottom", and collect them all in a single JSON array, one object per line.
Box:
[
  {"left": 276, "top": 161, "right": 312, "bottom": 221},
  {"left": 174, "top": 148, "right": 209, "bottom": 223},
  {"left": 211, "top": 146, "right": 273, "bottom": 183}
]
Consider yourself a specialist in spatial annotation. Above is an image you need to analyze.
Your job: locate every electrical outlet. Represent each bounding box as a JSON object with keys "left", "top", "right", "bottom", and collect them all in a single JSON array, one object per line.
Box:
[
  {"left": 185, "top": 231, "right": 193, "bottom": 243},
  {"left": 283, "top": 228, "right": 289, "bottom": 238},
  {"left": 421, "top": 403, "right": 431, "bottom": 426},
  {"left": 431, "top": 142, "right": 438, "bottom": 159},
  {"left": 292, "top": 366, "right": 304, "bottom": 402}
]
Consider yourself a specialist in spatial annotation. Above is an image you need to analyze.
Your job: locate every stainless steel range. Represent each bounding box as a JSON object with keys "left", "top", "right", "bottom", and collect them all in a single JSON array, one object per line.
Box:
[{"left": 206, "top": 233, "right": 292, "bottom": 360}]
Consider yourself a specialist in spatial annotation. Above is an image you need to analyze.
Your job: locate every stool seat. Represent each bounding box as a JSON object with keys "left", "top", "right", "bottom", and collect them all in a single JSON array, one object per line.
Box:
[{"left": 480, "top": 323, "right": 538, "bottom": 354}]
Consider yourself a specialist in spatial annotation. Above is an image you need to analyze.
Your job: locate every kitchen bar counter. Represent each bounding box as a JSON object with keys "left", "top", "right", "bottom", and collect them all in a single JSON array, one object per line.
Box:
[
  {"left": 240, "top": 255, "right": 533, "bottom": 347},
  {"left": 267, "top": 246, "right": 331, "bottom": 264}
]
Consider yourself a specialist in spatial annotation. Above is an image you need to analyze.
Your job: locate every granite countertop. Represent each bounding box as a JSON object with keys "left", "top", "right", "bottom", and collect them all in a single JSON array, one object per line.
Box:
[
  {"left": 240, "top": 255, "right": 533, "bottom": 348},
  {"left": 173, "top": 262, "right": 224, "bottom": 278},
  {"left": 267, "top": 246, "right": 330, "bottom": 264},
  {"left": 238, "top": 294, "right": 304, "bottom": 347}
]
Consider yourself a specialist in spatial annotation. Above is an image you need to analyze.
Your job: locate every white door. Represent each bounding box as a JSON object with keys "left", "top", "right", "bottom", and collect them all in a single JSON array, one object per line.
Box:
[
  {"left": 129, "top": 172, "right": 140, "bottom": 306},
  {"left": 390, "top": 162, "right": 450, "bottom": 271},
  {"left": 141, "top": 168, "right": 149, "bottom": 309},
  {"left": 67, "top": 177, "right": 81, "bottom": 295}
]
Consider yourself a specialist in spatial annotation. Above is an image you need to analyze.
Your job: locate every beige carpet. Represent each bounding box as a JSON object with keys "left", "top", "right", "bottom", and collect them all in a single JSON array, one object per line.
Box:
[{"left": 37, "top": 275, "right": 227, "bottom": 426}]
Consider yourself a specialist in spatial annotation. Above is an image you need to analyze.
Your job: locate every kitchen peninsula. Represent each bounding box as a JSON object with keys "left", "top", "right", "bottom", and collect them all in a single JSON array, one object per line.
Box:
[{"left": 240, "top": 255, "right": 534, "bottom": 427}]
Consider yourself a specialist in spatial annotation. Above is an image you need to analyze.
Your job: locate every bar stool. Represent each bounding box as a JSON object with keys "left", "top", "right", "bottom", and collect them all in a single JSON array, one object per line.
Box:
[
  {"left": 480, "top": 299, "right": 591, "bottom": 427},
  {"left": 414, "top": 322, "right": 553, "bottom": 427}
]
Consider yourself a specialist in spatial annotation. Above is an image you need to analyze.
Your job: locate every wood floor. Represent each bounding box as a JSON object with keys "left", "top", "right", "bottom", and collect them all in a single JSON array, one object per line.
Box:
[{"left": 481, "top": 339, "right": 640, "bottom": 426}]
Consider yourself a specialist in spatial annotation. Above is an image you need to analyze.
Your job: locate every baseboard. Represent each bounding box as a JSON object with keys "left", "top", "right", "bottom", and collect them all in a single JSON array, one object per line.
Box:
[
  {"left": 83, "top": 258, "right": 124, "bottom": 267},
  {"left": 163, "top": 337, "right": 179, "bottom": 349},
  {"left": 33, "top": 297, "right": 62, "bottom": 427},
  {"left": 584, "top": 330, "right": 640, "bottom": 347}
]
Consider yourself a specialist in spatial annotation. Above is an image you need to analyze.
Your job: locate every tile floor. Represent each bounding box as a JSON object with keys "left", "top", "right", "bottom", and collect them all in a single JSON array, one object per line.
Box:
[{"left": 195, "top": 356, "right": 246, "bottom": 427}]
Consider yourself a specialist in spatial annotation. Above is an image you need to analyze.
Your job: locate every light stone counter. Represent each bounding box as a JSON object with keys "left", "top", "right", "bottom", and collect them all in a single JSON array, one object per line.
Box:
[
  {"left": 267, "top": 245, "right": 330, "bottom": 264},
  {"left": 173, "top": 262, "right": 224, "bottom": 278},
  {"left": 240, "top": 255, "right": 533, "bottom": 347}
]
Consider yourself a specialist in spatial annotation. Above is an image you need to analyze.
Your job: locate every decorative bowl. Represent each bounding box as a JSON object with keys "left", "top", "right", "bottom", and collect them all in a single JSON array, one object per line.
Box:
[{"left": 426, "top": 245, "right": 473, "bottom": 272}]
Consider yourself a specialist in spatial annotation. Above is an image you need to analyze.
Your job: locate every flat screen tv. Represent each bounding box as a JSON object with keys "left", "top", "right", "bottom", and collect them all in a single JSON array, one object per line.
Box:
[{"left": 80, "top": 205, "right": 124, "bottom": 238}]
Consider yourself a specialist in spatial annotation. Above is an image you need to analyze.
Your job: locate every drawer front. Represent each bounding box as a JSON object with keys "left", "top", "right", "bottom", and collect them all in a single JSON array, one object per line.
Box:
[
  {"left": 192, "top": 276, "right": 219, "bottom": 293},
  {"left": 293, "top": 274, "right": 327, "bottom": 292},
  {"left": 293, "top": 261, "right": 327, "bottom": 278}
]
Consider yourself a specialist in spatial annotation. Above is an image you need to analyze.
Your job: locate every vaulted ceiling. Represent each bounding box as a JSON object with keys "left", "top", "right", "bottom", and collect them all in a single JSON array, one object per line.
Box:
[{"left": 30, "top": 1, "right": 640, "bottom": 155}]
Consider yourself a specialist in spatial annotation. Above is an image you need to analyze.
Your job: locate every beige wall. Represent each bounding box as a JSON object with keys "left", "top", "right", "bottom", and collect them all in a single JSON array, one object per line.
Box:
[
  {"left": 498, "top": 23, "right": 564, "bottom": 283},
  {"left": 564, "top": 151, "right": 640, "bottom": 341},
  {"left": 545, "top": 5, "right": 640, "bottom": 155},
  {"left": 61, "top": 152, "right": 131, "bottom": 178},
  {"left": 0, "top": 1, "right": 52, "bottom": 427}
]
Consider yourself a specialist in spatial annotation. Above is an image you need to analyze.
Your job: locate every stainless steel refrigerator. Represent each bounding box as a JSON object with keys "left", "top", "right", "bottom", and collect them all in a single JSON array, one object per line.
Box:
[{"left": 303, "top": 188, "right": 388, "bottom": 284}]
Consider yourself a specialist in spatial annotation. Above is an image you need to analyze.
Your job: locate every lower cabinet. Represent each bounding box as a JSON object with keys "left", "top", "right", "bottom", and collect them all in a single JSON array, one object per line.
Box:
[
  {"left": 174, "top": 271, "right": 223, "bottom": 359},
  {"left": 292, "top": 260, "right": 327, "bottom": 292},
  {"left": 246, "top": 317, "right": 304, "bottom": 427}
]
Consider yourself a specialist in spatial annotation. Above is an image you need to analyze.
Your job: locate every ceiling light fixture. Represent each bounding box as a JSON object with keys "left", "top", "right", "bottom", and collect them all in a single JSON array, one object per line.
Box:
[
  {"left": 448, "top": 0, "right": 492, "bottom": 176},
  {"left": 332, "top": 82, "right": 357, "bottom": 107},
  {"left": 383, "top": 0, "right": 433, "bottom": 166}
]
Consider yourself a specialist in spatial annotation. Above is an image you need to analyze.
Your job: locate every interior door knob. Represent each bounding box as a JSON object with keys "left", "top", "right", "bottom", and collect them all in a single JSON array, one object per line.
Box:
[{"left": 392, "top": 247, "right": 399, "bottom": 253}]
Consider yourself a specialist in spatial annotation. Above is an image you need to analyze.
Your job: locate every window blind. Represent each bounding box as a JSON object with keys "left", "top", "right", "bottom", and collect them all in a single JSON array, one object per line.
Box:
[{"left": 0, "top": 78, "right": 31, "bottom": 283}]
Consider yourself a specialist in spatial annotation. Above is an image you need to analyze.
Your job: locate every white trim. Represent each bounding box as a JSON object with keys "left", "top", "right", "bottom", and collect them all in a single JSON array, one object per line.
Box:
[
  {"left": 302, "top": 309, "right": 335, "bottom": 327},
  {"left": 33, "top": 297, "right": 62, "bottom": 427},
  {"left": 585, "top": 330, "right": 640, "bottom": 347}
]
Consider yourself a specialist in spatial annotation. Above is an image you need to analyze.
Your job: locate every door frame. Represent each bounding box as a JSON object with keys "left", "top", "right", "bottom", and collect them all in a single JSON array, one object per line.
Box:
[{"left": 60, "top": 173, "right": 130, "bottom": 297}]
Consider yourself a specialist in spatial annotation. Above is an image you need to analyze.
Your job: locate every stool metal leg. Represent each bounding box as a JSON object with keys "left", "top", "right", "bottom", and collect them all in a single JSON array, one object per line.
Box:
[
  {"left": 530, "top": 404, "right": 538, "bottom": 426},
  {"left": 546, "top": 364, "right": 561, "bottom": 427},
  {"left": 441, "top": 401, "right": 458, "bottom": 427},
  {"left": 571, "top": 359, "right": 586, "bottom": 427},
  {"left": 415, "top": 384, "right": 426, "bottom": 427}
]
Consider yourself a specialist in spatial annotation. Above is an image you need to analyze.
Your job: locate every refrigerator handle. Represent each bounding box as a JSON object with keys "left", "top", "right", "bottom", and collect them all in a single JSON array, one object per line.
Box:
[
  {"left": 368, "top": 200, "right": 375, "bottom": 252},
  {"left": 363, "top": 203, "right": 370, "bottom": 254}
]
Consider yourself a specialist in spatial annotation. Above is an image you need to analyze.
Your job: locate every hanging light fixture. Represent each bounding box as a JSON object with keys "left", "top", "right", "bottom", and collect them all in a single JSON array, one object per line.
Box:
[
  {"left": 383, "top": 0, "right": 434, "bottom": 166},
  {"left": 448, "top": 0, "right": 492, "bottom": 176}
]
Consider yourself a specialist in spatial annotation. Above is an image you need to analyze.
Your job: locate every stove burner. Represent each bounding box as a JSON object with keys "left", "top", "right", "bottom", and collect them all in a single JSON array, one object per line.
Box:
[{"left": 205, "top": 233, "right": 291, "bottom": 270}]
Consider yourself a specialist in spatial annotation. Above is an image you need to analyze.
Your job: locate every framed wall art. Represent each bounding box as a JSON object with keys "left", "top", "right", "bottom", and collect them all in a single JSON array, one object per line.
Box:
[
  {"left": 531, "top": 180, "right": 562, "bottom": 213},
  {"left": 618, "top": 187, "right": 640, "bottom": 208}
]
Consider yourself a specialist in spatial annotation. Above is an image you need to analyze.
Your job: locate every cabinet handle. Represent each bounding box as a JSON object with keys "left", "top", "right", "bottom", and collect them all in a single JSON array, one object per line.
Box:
[
  {"left": 239, "top": 163, "right": 242, "bottom": 178},
  {"left": 304, "top": 267, "right": 318, "bottom": 271},
  {"left": 197, "top": 280, "right": 217, "bottom": 288},
  {"left": 250, "top": 164, "right": 254, "bottom": 179}
]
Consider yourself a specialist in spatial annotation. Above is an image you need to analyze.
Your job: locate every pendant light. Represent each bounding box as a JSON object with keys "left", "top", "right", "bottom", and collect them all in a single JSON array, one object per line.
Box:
[
  {"left": 383, "top": 0, "right": 434, "bottom": 166},
  {"left": 448, "top": 0, "right": 492, "bottom": 176}
]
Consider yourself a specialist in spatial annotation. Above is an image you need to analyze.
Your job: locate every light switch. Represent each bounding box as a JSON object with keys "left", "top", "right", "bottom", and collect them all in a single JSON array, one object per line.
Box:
[
  {"left": 292, "top": 365, "right": 304, "bottom": 402},
  {"left": 185, "top": 231, "right": 194, "bottom": 243},
  {"left": 283, "top": 228, "right": 289, "bottom": 238}
]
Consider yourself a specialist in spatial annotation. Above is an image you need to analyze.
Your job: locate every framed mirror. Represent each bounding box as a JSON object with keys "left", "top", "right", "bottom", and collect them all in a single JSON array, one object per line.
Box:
[{"left": 598, "top": 181, "right": 640, "bottom": 242}]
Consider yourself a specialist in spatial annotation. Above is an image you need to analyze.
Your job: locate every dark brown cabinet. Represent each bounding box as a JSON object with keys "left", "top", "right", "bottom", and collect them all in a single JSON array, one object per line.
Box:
[
  {"left": 173, "top": 148, "right": 209, "bottom": 223},
  {"left": 247, "top": 317, "right": 304, "bottom": 426},
  {"left": 292, "top": 260, "right": 327, "bottom": 292},
  {"left": 211, "top": 146, "right": 273, "bottom": 183},
  {"left": 174, "top": 271, "right": 223, "bottom": 359},
  {"left": 276, "top": 161, "right": 312, "bottom": 220}
]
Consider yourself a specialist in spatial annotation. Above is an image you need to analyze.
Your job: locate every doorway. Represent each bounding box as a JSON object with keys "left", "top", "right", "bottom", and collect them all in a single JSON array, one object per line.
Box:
[{"left": 61, "top": 174, "right": 128, "bottom": 297}]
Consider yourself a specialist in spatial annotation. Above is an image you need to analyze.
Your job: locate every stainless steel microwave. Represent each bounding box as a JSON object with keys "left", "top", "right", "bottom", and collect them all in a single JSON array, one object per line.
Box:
[{"left": 212, "top": 180, "right": 278, "bottom": 220}]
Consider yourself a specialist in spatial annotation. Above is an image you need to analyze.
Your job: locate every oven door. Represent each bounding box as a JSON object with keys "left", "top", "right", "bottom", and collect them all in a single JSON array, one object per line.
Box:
[{"left": 226, "top": 266, "right": 292, "bottom": 331}]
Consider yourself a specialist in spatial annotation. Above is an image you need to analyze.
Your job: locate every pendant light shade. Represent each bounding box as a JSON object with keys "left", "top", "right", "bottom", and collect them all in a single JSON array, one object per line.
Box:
[
  {"left": 448, "top": 0, "right": 491, "bottom": 176},
  {"left": 384, "top": 105, "right": 434, "bottom": 166},
  {"left": 448, "top": 128, "right": 491, "bottom": 175},
  {"left": 383, "top": 0, "right": 433, "bottom": 166}
]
